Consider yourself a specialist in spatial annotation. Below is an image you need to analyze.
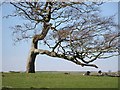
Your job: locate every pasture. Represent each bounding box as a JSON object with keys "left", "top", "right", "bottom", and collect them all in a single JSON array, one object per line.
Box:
[{"left": 2, "top": 71, "right": 119, "bottom": 88}]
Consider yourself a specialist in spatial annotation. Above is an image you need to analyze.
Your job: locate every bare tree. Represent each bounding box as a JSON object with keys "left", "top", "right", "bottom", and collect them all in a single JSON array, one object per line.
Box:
[{"left": 4, "top": 2, "right": 119, "bottom": 73}]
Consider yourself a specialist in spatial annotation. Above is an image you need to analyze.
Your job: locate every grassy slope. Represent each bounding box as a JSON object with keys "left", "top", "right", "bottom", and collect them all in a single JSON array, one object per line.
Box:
[
  {"left": 2, "top": 72, "right": 118, "bottom": 88},
  {"left": 0, "top": 73, "right": 2, "bottom": 89}
]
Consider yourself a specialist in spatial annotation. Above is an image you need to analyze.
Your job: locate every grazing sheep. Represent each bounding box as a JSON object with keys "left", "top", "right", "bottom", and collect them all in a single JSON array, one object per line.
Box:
[
  {"left": 98, "top": 70, "right": 103, "bottom": 76},
  {"left": 83, "top": 71, "right": 91, "bottom": 76}
]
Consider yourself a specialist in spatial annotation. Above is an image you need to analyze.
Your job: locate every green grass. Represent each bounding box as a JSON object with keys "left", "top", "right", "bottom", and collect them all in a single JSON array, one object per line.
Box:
[{"left": 2, "top": 72, "right": 118, "bottom": 88}]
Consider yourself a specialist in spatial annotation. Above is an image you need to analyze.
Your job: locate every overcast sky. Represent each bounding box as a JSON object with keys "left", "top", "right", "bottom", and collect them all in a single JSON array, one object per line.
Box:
[{"left": 1, "top": 2, "right": 119, "bottom": 72}]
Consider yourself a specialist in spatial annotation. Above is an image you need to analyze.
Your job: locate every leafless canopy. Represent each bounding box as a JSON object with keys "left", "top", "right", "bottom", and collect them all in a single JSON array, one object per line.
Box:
[{"left": 7, "top": 2, "right": 119, "bottom": 68}]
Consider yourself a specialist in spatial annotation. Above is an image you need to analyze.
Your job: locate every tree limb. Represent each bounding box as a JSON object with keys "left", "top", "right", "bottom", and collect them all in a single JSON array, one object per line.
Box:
[{"left": 34, "top": 49, "right": 98, "bottom": 68}]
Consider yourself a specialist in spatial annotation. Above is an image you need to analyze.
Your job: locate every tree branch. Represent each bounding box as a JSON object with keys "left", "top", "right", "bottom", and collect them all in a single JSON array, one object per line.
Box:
[
  {"left": 33, "top": 23, "right": 52, "bottom": 43},
  {"left": 34, "top": 49, "right": 98, "bottom": 68}
]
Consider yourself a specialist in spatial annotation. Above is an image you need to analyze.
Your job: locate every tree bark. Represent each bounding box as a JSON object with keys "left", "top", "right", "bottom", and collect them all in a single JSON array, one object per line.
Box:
[
  {"left": 26, "top": 52, "right": 37, "bottom": 73},
  {"left": 26, "top": 23, "right": 51, "bottom": 73},
  {"left": 26, "top": 41, "right": 38, "bottom": 73}
]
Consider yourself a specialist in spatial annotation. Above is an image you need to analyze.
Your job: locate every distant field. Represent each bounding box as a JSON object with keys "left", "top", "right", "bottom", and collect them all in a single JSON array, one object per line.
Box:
[{"left": 2, "top": 72, "right": 119, "bottom": 88}]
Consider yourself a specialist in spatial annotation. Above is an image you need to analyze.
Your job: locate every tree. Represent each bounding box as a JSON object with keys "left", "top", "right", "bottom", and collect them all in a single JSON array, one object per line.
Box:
[{"left": 5, "top": 2, "right": 119, "bottom": 73}]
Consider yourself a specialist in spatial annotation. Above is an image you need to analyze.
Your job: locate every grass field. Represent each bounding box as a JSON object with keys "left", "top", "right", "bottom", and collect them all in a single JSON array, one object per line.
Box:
[{"left": 2, "top": 72, "right": 119, "bottom": 88}]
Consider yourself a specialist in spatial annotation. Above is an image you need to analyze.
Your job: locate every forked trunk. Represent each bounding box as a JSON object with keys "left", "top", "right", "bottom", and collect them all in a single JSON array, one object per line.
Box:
[{"left": 26, "top": 23, "right": 51, "bottom": 73}]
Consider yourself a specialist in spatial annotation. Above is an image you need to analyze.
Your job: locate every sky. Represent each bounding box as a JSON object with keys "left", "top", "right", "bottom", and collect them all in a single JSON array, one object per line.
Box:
[
  {"left": 1, "top": 2, "right": 119, "bottom": 72},
  {"left": 0, "top": 3, "right": 2, "bottom": 72}
]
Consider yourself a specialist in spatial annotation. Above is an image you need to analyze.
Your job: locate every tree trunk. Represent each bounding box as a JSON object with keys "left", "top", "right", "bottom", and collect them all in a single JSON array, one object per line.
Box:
[
  {"left": 26, "top": 40, "right": 38, "bottom": 73},
  {"left": 26, "top": 50, "right": 37, "bottom": 73},
  {"left": 26, "top": 23, "right": 51, "bottom": 73}
]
